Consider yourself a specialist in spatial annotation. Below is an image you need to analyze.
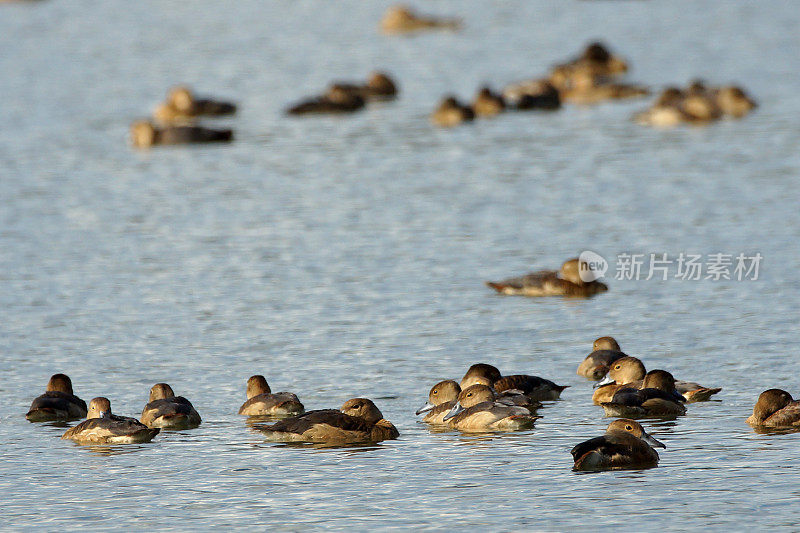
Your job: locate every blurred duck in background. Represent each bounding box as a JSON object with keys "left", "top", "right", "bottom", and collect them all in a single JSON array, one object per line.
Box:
[
  {"left": 486, "top": 257, "right": 608, "bottom": 298},
  {"left": 380, "top": 5, "right": 461, "bottom": 34},
  {"left": 154, "top": 85, "right": 236, "bottom": 123},
  {"left": 130, "top": 120, "right": 233, "bottom": 148}
]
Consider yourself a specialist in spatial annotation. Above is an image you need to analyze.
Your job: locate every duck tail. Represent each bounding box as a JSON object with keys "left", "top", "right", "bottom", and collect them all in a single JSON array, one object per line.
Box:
[{"left": 684, "top": 387, "right": 722, "bottom": 403}]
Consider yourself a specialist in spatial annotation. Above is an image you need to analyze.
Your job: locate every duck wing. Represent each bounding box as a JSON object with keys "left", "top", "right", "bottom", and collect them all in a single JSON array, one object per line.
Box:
[
  {"left": 63, "top": 415, "right": 154, "bottom": 439},
  {"left": 486, "top": 270, "right": 557, "bottom": 291},
  {"left": 765, "top": 401, "right": 800, "bottom": 426},
  {"left": 262, "top": 409, "right": 371, "bottom": 435},
  {"left": 495, "top": 374, "right": 567, "bottom": 395},
  {"left": 28, "top": 392, "right": 87, "bottom": 414}
]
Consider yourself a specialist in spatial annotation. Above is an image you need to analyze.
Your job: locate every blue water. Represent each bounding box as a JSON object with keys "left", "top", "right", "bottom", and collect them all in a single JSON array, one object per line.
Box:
[{"left": 2, "top": 0, "right": 800, "bottom": 530}]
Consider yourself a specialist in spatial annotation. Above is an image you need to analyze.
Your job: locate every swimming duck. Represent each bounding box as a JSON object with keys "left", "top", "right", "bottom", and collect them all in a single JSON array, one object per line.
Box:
[
  {"left": 633, "top": 86, "right": 689, "bottom": 127},
  {"left": 130, "top": 120, "right": 233, "bottom": 148},
  {"left": 600, "top": 370, "right": 687, "bottom": 418},
  {"left": 416, "top": 380, "right": 462, "bottom": 424},
  {"left": 577, "top": 336, "right": 628, "bottom": 380},
  {"left": 746, "top": 389, "right": 800, "bottom": 427},
  {"left": 549, "top": 42, "right": 629, "bottom": 91},
  {"left": 62, "top": 397, "right": 160, "bottom": 444},
  {"left": 380, "top": 5, "right": 461, "bottom": 34},
  {"left": 258, "top": 398, "right": 398, "bottom": 444},
  {"left": 140, "top": 383, "right": 201, "bottom": 430},
  {"left": 471, "top": 87, "right": 505, "bottom": 117},
  {"left": 593, "top": 356, "right": 721, "bottom": 403},
  {"left": 442, "top": 385, "right": 539, "bottom": 432},
  {"left": 431, "top": 96, "right": 475, "bottom": 127},
  {"left": 460, "top": 363, "right": 566, "bottom": 401},
  {"left": 286, "top": 85, "right": 366, "bottom": 115},
  {"left": 571, "top": 419, "right": 665, "bottom": 471},
  {"left": 238, "top": 375, "right": 305, "bottom": 417},
  {"left": 331, "top": 72, "right": 398, "bottom": 101},
  {"left": 166, "top": 86, "right": 237, "bottom": 116},
  {"left": 26, "top": 374, "right": 87, "bottom": 422},
  {"left": 558, "top": 70, "right": 649, "bottom": 105},
  {"left": 502, "top": 79, "right": 562, "bottom": 110},
  {"left": 486, "top": 257, "right": 608, "bottom": 298},
  {"left": 713, "top": 85, "right": 757, "bottom": 118}
]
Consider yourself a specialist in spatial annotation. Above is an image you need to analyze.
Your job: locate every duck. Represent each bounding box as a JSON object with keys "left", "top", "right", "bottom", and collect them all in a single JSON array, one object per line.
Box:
[
  {"left": 286, "top": 85, "right": 366, "bottom": 115},
  {"left": 258, "top": 398, "right": 398, "bottom": 444},
  {"left": 380, "top": 5, "right": 461, "bottom": 34},
  {"left": 485, "top": 257, "right": 608, "bottom": 298},
  {"left": 549, "top": 42, "right": 629, "bottom": 92},
  {"left": 633, "top": 86, "right": 690, "bottom": 127},
  {"left": 593, "top": 356, "right": 721, "bottom": 403},
  {"left": 442, "top": 385, "right": 540, "bottom": 432},
  {"left": 62, "top": 397, "right": 160, "bottom": 444},
  {"left": 238, "top": 375, "right": 305, "bottom": 417},
  {"left": 502, "top": 79, "right": 561, "bottom": 110},
  {"left": 746, "top": 389, "right": 800, "bottom": 427},
  {"left": 471, "top": 87, "right": 505, "bottom": 117},
  {"left": 140, "top": 383, "right": 201, "bottom": 430},
  {"left": 577, "top": 336, "right": 628, "bottom": 380},
  {"left": 459, "top": 363, "right": 565, "bottom": 401},
  {"left": 330, "top": 72, "right": 398, "bottom": 101},
  {"left": 26, "top": 374, "right": 87, "bottom": 422},
  {"left": 571, "top": 419, "right": 665, "bottom": 471},
  {"left": 600, "top": 370, "right": 687, "bottom": 418},
  {"left": 130, "top": 120, "right": 233, "bottom": 148},
  {"left": 430, "top": 96, "right": 475, "bottom": 127},
  {"left": 558, "top": 70, "right": 649, "bottom": 105},
  {"left": 153, "top": 86, "right": 236, "bottom": 124},
  {"left": 166, "top": 86, "right": 237, "bottom": 116},
  {"left": 415, "top": 380, "right": 462, "bottom": 424},
  {"left": 713, "top": 85, "right": 757, "bottom": 118}
]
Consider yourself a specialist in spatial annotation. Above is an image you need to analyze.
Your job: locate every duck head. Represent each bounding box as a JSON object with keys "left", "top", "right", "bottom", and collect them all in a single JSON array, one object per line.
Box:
[
  {"left": 88, "top": 397, "right": 112, "bottom": 419},
  {"left": 595, "top": 356, "right": 646, "bottom": 388},
  {"left": 168, "top": 86, "right": 195, "bottom": 112},
  {"left": 46, "top": 373, "right": 74, "bottom": 394},
  {"left": 416, "top": 380, "right": 460, "bottom": 414},
  {"left": 443, "top": 384, "right": 496, "bottom": 421},
  {"left": 751, "top": 389, "right": 793, "bottom": 423},
  {"left": 593, "top": 336, "right": 621, "bottom": 352},
  {"left": 607, "top": 419, "right": 666, "bottom": 448},
  {"left": 149, "top": 383, "right": 176, "bottom": 401},
  {"left": 460, "top": 363, "right": 501, "bottom": 389},
  {"left": 246, "top": 375, "right": 271, "bottom": 398},
  {"left": 130, "top": 120, "right": 157, "bottom": 148},
  {"left": 341, "top": 398, "right": 384, "bottom": 424}
]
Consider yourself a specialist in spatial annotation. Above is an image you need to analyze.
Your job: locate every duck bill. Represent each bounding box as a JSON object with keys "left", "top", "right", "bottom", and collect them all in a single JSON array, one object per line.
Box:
[
  {"left": 642, "top": 431, "right": 666, "bottom": 449},
  {"left": 442, "top": 402, "right": 464, "bottom": 422},
  {"left": 594, "top": 374, "right": 615, "bottom": 389},
  {"left": 415, "top": 402, "right": 435, "bottom": 415}
]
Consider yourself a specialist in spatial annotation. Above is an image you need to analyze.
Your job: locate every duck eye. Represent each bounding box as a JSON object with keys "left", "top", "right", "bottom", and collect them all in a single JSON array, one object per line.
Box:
[
  {"left": 433, "top": 390, "right": 438, "bottom": 394},
  {"left": 615, "top": 365, "right": 621, "bottom": 370},
  {"left": 467, "top": 393, "right": 472, "bottom": 397},
  {"left": 626, "top": 425, "right": 632, "bottom": 430}
]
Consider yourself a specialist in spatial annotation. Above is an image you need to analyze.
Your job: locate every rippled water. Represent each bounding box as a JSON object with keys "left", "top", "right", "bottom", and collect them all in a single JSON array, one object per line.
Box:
[{"left": 2, "top": 0, "right": 800, "bottom": 530}]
